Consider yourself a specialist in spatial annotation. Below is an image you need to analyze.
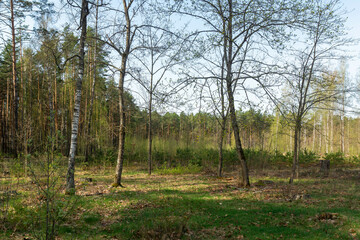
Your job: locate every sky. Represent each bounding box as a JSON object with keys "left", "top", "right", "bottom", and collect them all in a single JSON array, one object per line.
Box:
[
  {"left": 11, "top": 0, "right": 360, "bottom": 114},
  {"left": 342, "top": 0, "right": 360, "bottom": 79},
  {"left": 27, "top": 0, "right": 360, "bottom": 80}
]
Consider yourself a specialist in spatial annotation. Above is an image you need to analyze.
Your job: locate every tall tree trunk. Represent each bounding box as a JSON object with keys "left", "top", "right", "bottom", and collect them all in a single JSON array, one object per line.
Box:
[
  {"left": 19, "top": 31, "right": 24, "bottom": 155},
  {"left": 54, "top": 68, "right": 58, "bottom": 147},
  {"left": 225, "top": 0, "right": 250, "bottom": 187},
  {"left": 0, "top": 98, "right": 3, "bottom": 152},
  {"left": 66, "top": 0, "right": 89, "bottom": 194},
  {"left": 5, "top": 77, "right": 10, "bottom": 153},
  {"left": 10, "top": 0, "right": 19, "bottom": 156},
  {"left": 85, "top": 0, "right": 99, "bottom": 162},
  {"left": 218, "top": 26, "right": 227, "bottom": 178},
  {"left": 148, "top": 91, "right": 152, "bottom": 175},
  {"left": 113, "top": 0, "right": 133, "bottom": 187},
  {"left": 47, "top": 71, "right": 54, "bottom": 157},
  {"left": 227, "top": 86, "right": 250, "bottom": 186},
  {"left": 147, "top": 46, "right": 154, "bottom": 175}
]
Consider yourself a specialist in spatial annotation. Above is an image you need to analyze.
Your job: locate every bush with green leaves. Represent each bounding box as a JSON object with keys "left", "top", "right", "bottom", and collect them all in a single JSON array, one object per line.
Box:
[
  {"left": 299, "top": 149, "right": 319, "bottom": 163},
  {"left": 324, "top": 151, "right": 345, "bottom": 163}
]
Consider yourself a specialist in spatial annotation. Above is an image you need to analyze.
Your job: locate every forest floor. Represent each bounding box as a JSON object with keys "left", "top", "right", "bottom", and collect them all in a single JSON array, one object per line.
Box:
[{"left": 1, "top": 164, "right": 360, "bottom": 239}]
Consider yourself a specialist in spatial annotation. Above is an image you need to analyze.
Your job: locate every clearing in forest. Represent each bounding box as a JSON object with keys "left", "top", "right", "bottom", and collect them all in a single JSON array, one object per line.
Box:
[{"left": 1, "top": 166, "right": 360, "bottom": 239}]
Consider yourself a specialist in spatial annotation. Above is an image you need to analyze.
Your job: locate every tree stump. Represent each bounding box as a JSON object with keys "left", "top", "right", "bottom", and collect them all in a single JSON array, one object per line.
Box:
[{"left": 320, "top": 160, "right": 330, "bottom": 177}]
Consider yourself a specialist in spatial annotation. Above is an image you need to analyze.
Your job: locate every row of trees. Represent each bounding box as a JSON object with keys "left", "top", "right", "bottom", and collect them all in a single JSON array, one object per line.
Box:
[{"left": 0, "top": 0, "right": 354, "bottom": 191}]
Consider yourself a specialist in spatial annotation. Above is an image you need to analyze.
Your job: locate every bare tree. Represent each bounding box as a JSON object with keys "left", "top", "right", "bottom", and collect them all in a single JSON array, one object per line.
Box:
[
  {"left": 129, "top": 20, "right": 190, "bottom": 175},
  {"left": 172, "top": 0, "right": 314, "bottom": 186},
  {"left": 277, "top": 0, "right": 349, "bottom": 183},
  {"left": 98, "top": 0, "right": 142, "bottom": 187}
]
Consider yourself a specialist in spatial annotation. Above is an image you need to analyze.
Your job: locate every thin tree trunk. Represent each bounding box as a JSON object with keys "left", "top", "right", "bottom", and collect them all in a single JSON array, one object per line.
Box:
[
  {"left": 312, "top": 114, "right": 316, "bottom": 151},
  {"left": 347, "top": 118, "right": 350, "bottom": 154},
  {"left": 289, "top": 127, "right": 292, "bottom": 152},
  {"left": 341, "top": 108, "right": 345, "bottom": 153},
  {"left": 54, "top": 68, "right": 58, "bottom": 147},
  {"left": 114, "top": 0, "right": 133, "bottom": 187},
  {"left": 10, "top": 0, "right": 19, "bottom": 156},
  {"left": 275, "top": 113, "right": 279, "bottom": 151},
  {"left": 225, "top": 0, "right": 250, "bottom": 187},
  {"left": 85, "top": 0, "right": 99, "bottom": 162},
  {"left": 19, "top": 32, "right": 24, "bottom": 155},
  {"left": 319, "top": 115, "right": 322, "bottom": 153},
  {"left": 5, "top": 77, "right": 10, "bottom": 153},
  {"left": 147, "top": 46, "right": 154, "bottom": 175},
  {"left": 66, "top": 0, "right": 89, "bottom": 194},
  {"left": 0, "top": 98, "right": 3, "bottom": 152},
  {"left": 227, "top": 87, "right": 250, "bottom": 186},
  {"left": 290, "top": 122, "right": 300, "bottom": 184},
  {"left": 303, "top": 127, "right": 307, "bottom": 150},
  {"left": 326, "top": 112, "right": 329, "bottom": 153},
  {"left": 148, "top": 91, "right": 152, "bottom": 175},
  {"left": 228, "top": 122, "right": 231, "bottom": 147},
  {"left": 330, "top": 109, "right": 333, "bottom": 153},
  {"left": 47, "top": 71, "right": 54, "bottom": 157},
  {"left": 218, "top": 120, "right": 226, "bottom": 177}
]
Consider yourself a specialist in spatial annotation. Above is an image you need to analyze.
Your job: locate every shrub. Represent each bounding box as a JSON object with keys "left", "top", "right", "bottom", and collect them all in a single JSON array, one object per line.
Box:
[
  {"left": 299, "top": 149, "right": 319, "bottom": 163},
  {"left": 324, "top": 151, "right": 345, "bottom": 163},
  {"left": 349, "top": 155, "right": 360, "bottom": 164},
  {"left": 269, "top": 150, "right": 289, "bottom": 163},
  {"left": 175, "top": 148, "right": 193, "bottom": 166}
]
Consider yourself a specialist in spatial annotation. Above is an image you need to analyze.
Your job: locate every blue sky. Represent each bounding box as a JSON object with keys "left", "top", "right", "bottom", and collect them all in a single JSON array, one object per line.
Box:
[{"left": 342, "top": 0, "right": 360, "bottom": 79}]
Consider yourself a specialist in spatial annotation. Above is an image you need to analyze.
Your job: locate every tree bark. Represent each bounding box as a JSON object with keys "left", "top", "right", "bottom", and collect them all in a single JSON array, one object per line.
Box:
[
  {"left": 290, "top": 122, "right": 301, "bottom": 184},
  {"left": 227, "top": 86, "right": 250, "bottom": 186},
  {"left": 218, "top": 120, "right": 226, "bottom": 177},
  {"left": 325, "top": 112, "right": 329, "bottom": 153},
  {"left": 148, "top": 91, "right": 152, "bottom": 175},
  {"left": 312, "top": 114, "right": 316, "bottom": 151},
  {"left": 330, "top": 109, "right": 333, "bottom": 153},
  {"left": 319, "top": 115, "right": 322, "bottom": 153},
  {"left": 320, "top": 159, "right": 330, "bottom": 177},
  {"left": 85, "top": 0, "right": 99, "bottom": 162},
  {"left": 147, "top": 45, "right": 154, "bottom": 175},
  {"left": 224, "top": 0, "right": 250, "bottom": 187},
  {"left": 114, "top": 0, "right": 134, "bottom": 187},
  {"left": 66, "top": 0, "right": 89, "bottom": 194},
  {"left": 10, "top": 0, "right": 19, "bottom": 156}
]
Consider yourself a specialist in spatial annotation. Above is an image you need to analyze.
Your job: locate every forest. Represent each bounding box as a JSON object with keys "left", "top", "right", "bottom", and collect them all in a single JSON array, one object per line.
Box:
[{"left": 1, "top": 0, "right": 360, "bottom": 239}]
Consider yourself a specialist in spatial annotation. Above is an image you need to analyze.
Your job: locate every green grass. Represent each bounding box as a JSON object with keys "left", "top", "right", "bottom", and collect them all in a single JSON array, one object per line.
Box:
[{"left": 1, "top": 166, "right": 360, "bottom": 239}]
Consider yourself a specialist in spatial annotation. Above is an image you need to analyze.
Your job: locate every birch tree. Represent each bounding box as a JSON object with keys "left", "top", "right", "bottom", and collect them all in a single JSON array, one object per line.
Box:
[{"left": 66, "top": 0, "right": 89, "bottom": 194}]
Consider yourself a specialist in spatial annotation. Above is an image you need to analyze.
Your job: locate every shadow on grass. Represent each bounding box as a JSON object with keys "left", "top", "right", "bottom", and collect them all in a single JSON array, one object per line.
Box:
[{"left": 56, "top": 185, "right": 360, "bottom": 240}]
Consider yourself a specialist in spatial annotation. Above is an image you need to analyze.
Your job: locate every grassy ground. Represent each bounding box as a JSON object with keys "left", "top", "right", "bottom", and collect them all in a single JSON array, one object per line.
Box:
[{"left": 1, "top": 165, "right": 360, "bottom": 239}]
